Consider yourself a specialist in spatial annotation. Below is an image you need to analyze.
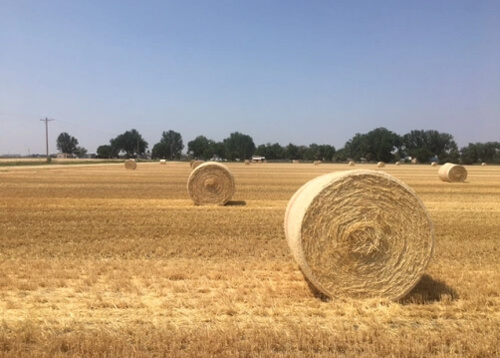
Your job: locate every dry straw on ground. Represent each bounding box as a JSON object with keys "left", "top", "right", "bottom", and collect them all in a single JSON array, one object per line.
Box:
[
  {"left": 348, "top": 161, "right": 355, "bottom": 166},
  {"left": 377, "top": 162, "right": 385, "bottom": 168},
  {"left": 438, "top": 163, "right": 468, "bottom": 182},
  {"left": 191, "top": 160, "right": 204, "bottom": 169},
  {"left": 124, "top": 159, "right": 137, "bottom": 170},
  {"left": 187, "top": 162, "right": 235, "bottom": 205},
  {"left": 284, "top": 169, "right": 434, "bottom": 300}
]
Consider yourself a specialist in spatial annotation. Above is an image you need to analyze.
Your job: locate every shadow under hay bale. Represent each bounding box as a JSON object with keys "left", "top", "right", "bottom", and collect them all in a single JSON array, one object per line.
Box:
[
  {"left": 225, "top": 200, "right": 247, "bottom": 207},
  {"left": 400, "top": 274, "right": 459, "bottom": 304}
]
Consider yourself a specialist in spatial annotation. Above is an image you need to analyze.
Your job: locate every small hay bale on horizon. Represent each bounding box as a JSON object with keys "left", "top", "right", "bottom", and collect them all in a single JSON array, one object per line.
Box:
[
  {"left": 481, "top": 162, "right": 487, "bottom": 166},
  {"left": 187, "top": 162, "right": 235, "bottom": 206},
  {"left": 124, "top": 159, "right": 137, "bottom": 170},
  {"left": 377, "top": 161, "right": 385, "bottom": 168},
  {"left": 284, "top": 169, "right": 434, "bottom": 300},
  {"left": 292, "top": 160, "right": 300, "bottom": 164},
  {"left": 314, "top": 160, "right": 321, "bottom": 165},
  {"left": 431, "top": 162, "right": 437, "bottom": 166},
  {"left": 244, "top": 159, "right": 251, "bottom": 165},
  {"left": 438, "top": 163, "right": 468, "bottom": 182},
  {"left": 395, "top": 161, "right": 401, "bottom": 166},
  {"left": 348, "top": 161, "right": 355, "bottom": 166},
  {"left": 160, "top": 159, "right": 167, "bottom": 165}
]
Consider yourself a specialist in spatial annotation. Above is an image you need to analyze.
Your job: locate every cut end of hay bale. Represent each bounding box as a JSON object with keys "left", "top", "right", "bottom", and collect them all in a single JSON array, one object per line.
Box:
[
  {"left": 284, "top": 170, "right": 434, "bottom": 300},
  {"left": 187, "top": 162, "right": 235, "bottom": 205},
  {"left": 438, "top": 163, "right": 468, "bottom": 183},
  {"left": 124, "top": 159, "right": 137, "bottom": 170},
  {"left": 377, "top": 162, "right": 385, "bottom": 168}
]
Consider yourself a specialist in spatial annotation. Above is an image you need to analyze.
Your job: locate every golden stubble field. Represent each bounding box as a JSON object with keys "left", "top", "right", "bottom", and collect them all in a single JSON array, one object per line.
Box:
[{"left": 0, "top": 161, "right": 499, "bottom": 357}]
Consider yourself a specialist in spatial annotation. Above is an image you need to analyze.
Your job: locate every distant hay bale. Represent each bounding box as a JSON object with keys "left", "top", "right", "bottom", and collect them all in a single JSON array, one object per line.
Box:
[
  {"left": 124, "top": 159, "right": 137, "bottom": 170},
  {"left": 293, "top": 160, "right": 300, "bottom": 164},
  {"left": 284, "top": 169, "right": 434, "bottom": 300},
  {"left": 411, "top": 158, "right": 418, "bottom": 164},
  {"left": 377, "top": 162, "right": 385, "bottom": 168},
  {"left": 438, "top": 163, "right": 468, "bottom": 182},
  {"left": 244, "top": 160, "right": 251, "bottom": 165},
  {"left": 187, "top": 162, "right": 235, "bottom": 205},
  {"left": 431, "top": 162, "right": 437, "bottom": 166},
  {"left": 481, "top": 162, "right": 487, "bottom": 166},
  {"left": 348, "top": 161, "right": 355, "bottom": 166},
  {"left": 191, "top": 160, "right": 204, "bottom": 169},
  {"left": 314, "top": 160, "right": 321, "bottom": 165},
  {"left": 395, "top": 161, "right": 401, "bottom": 166},
  {"left": 160, "top": 159, "right": 167, "bottom": 165}
]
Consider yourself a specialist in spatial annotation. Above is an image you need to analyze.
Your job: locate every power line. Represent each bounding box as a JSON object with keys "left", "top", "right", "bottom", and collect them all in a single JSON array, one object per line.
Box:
[{"left": 40, "top": 117, "right": 54, "bottom": 161}]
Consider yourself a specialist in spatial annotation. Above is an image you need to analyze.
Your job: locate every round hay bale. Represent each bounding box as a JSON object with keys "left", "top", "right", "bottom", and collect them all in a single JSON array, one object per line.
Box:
[
  {"left": 377, "top": 161, "right": 385, "bottom": 168},
  {"left": 284, "top": 169, "right": 434, "bottom": 300},
  {"left": 395, "top": 161, "right": 401, "bottom": 166},
  {"left": 160, "top": 159, "right": 167, "bottom": 165},
  {"left": 244, "top": 159, "right": 251, "bottom": 165},
  {"left": 187, "top": 162, "right": 235, "bottom": 205},
  {"left": 348, "top": 161, "right": 355, "bottom": 166},
  {"left": 438, "top": 163, "right": 467, "bottom": 182},
  {"left": 191, "top": 160, "right": 204, "bottom": 170},
  {"left": 124, "top": 159, "right": 137, "bottom": 170},
  {"left": 293, "top": 160, "right": 300, "bottom": 164},
  {"left": 314, "top": 160, "right": 321, "bottom": 165},
  {"left": 431, "top": 162, "right": 437, "bottom": 166},
  {"left": 481, "top": 162, "right": 487, "bottom": 166}
]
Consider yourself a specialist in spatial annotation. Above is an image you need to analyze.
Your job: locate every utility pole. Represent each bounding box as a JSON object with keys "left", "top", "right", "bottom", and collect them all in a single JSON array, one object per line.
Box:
[{"left": 40, "top": 117, "right": 54, "bottom": 162}]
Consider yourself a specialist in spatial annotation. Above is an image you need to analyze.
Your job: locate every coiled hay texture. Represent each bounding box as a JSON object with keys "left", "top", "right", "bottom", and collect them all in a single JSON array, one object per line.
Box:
[
  {"left": 284, "top": 169, "right": 434, "bottom": 300},
  {"left": 124, "top": 159, "right": 137, "bottom": 170},
  {"left": 348, "top": 161, "right": 355, "bottom": 166},
  {"left": 377, "top": 162, "right": 385, "bottom": 168},
  {"left": 438, "top": 163, "right": 468, "bottom": 182},
  {"left": 187, "top": 162, "right": 235, "bottom": 206},
  {"left": 191, "top": 160, "right": 204, "bottom": 170}
]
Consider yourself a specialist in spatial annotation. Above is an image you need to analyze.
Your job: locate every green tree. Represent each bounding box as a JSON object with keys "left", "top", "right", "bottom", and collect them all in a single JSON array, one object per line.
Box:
[
  {"left": 152, "top": 130, "right": 184, "bottom": 160},
  {"left": 255, "top": 143, "right": 285, "bottom": 160},
  {"left": 74, "top": 146, "right": 88, "bottom": 158},
  {"left": 460, "top": 142, "right": 500, "bottom": 164},
  {"left": 110, "top": 129, "right": 148, "bottom": 158},
  {"left": 344, "top": 128, "right": 401, "bottom": 162},
  {"left": 56, "top": 132, "right": 79, "bottom": 154},
  {"left": 223, "top": 132, "right": 255, "bottom": 161},
  {"left": 284, "top": 143, "right": 300, "bottom": 160},
  {"left": 403, "top": 130, "right": 458, "bottom": 163},
  {"left": 96, "top": 145, "right": 114, "bottom": 158},
  {"left": 188, "top": 135, "right": 215, "bottom": 160}
]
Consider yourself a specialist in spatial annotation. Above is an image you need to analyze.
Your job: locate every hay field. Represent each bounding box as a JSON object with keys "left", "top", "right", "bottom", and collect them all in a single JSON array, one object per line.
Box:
[{"left": 0, "top": 162, "right": 499, "bottom": 357}]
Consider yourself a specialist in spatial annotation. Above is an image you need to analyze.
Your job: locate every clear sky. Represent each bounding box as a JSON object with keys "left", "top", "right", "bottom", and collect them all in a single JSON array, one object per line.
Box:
[{"left": 1, "top": 1, "right": 499, "bottom": 155}]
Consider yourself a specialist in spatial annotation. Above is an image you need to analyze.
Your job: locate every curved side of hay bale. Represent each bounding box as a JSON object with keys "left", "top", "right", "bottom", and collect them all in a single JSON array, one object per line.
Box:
[
  {"left": 244, "top": 159, "right": 251, "bottom": 165},
  {"left": 292, "top": 160, "right": 300, "bottom": 164},
  {"left": 348, "top": 161, "right": 355, "bottom": 166},
  {"left": 187, "top": 162, "right": 235, "bottom": 205},
  {"left": 284, "top": 170, "right": 434, "bottom": 300},
  {"left": 481, "top": 162, "right": 487, "bottom": 166},
  {"left": 124, "top": 159, "right": 137, "bottom": 170},
  {"left": 395, "top": 161, "right": 401, "bottom": 166},
  {"left": 431, "top": 162, "right": 437, "bottom": 166},
  {"left": 191, "top": 160, "right": 204, "bottom": 170},
  {"left": 377, "top": 162, "right": 385, "bottom": 168},
  {"left": 438, "top": 163, "right": 467, "bottom": 182},
  {"left": 160, "top": 159, "right": 167, "bottom": 165},
  {"left": 314, "top": 160, "right": 321, "bottom": 165}
]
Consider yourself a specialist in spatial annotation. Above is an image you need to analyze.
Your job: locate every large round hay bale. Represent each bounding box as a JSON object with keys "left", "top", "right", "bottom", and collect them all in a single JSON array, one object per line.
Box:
[
  {"left": 377, "top": 161, "right": 385, "bottom": 168},
  {"left": 187, "top": 162, "right": 235, "bottom": 205},
  {"left": 348, "top": 161, "right": 355, "bottom": 166},
  {"left": 438, "top": 163, "right": 467, "bottom": 182},
  {"left": 284, "top": 169, "right": 434, "bottom": 300},
  {"left": 124, "top": 159, "right": 137, "bottom": 170},
  {"left": 191, "top": 160, "right": 204, "bottom": 169}
]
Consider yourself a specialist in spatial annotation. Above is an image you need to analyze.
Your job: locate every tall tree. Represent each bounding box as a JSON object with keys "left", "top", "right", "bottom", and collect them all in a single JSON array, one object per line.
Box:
[
  {"left": 403, "top": 130, "right": 458, "bottom": 163},
  {"left": 110, "top": 129, "right": 148, "bottom": 158},
  {"left": 188, "top": 135, "right": 215, "bottom": 160},
  {"left": 96, "top": 145, "right": 115, "bottom": 158},
  {"left": 255, "top": 143, "right": 285, "bottom": 160},
  {"left": 223, "top": 132, "right": 255, "bottom": 160},
  {"left": 152, "top": 130, "right": 184, "bottom": 160},
  {"left": 56, "top": 132, "right": 79, "bottom": 154},
  {"left": 344, "top": 128, "right": 401, "bottom": 162}
]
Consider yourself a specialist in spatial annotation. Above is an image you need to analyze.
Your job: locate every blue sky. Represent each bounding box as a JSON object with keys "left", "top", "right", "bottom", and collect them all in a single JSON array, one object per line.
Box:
[{"left": 1, "top": 1, "right": 499, "bottom": 155}]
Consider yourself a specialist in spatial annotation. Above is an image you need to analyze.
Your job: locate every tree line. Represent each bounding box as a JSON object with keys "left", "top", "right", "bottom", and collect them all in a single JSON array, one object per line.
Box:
[{"left": 56, "top": 127, "right": 500, "bottom": 164}]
